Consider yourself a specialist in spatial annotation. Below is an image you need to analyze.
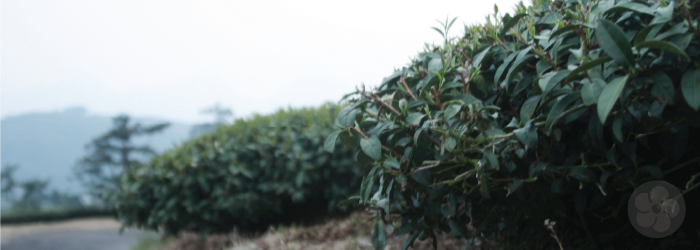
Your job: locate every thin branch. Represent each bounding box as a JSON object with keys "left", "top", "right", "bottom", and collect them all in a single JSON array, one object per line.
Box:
[
  {"left": 401, "top": 75, "right": 418, "bottom": 101},
  {"left": 362, "top": 91, "right": 401, "bottom": 116},
  {"left": 431, "top": 86, "right": 444, "bottom": 111},
  {"left": 406, "top": 161, "right": 443, "bottom": 176}
]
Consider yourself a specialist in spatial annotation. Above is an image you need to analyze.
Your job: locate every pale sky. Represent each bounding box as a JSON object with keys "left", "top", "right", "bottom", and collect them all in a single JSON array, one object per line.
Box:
[{"left": 2, "top": 0, "right": 524, "bottom": 124}]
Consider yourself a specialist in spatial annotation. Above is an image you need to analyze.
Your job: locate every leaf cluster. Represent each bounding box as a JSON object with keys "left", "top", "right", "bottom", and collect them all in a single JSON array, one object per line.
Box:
[
  {"left": 328, "top": 0, "right": 700, "bottom": 249},
  {"left": 111, "top": 103, "right": 362, "bottom": 236}
]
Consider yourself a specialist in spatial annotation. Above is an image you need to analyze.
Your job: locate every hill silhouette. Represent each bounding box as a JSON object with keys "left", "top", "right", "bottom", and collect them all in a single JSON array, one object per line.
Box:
[{"left": 1, "top": 107, "right": 192, "bottom": 195}]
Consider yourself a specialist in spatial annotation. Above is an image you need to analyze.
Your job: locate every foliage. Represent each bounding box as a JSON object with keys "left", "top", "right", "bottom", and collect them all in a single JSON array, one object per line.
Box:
[
  {"left": 112, "top": 103, "right": 362, "bottom": 236},
  {"left": 74, "top": 114, "right": 170, "bottom": 199},
  {"left": 327, "top": 0, "right": 700, "bottom": 249}
]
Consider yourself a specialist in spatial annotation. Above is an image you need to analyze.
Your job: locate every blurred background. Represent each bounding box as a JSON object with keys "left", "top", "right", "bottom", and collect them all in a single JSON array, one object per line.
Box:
[{"left": 1, "top": 0, "right": 521, "bottom": 249}]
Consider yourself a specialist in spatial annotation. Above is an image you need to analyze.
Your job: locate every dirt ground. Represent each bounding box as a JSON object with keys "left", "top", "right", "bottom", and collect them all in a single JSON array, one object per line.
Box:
[{"left": 1, "top": 217, "right": 153, "bottom": 250}]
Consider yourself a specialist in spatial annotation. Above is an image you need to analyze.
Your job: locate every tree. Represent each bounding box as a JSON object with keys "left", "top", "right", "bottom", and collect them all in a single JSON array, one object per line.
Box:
[
  {"left": 189, "top": 103, "right": 233, "bottom": 138},
  {"left": 1, "top": 164, "right": 19, "bottom": 203},
  {"left": 74, "top": 114, "right": 169, "bottom": 200}
]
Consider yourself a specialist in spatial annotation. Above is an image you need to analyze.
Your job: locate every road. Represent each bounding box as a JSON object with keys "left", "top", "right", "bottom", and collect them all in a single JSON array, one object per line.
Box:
[{"left": 1, "top": 218, "right": 156, "bottom": 250}]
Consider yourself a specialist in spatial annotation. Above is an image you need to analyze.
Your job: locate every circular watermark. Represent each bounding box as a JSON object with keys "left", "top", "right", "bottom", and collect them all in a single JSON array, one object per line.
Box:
[{"left": 627, "top": 180, "right": 686, "bottom": 238}]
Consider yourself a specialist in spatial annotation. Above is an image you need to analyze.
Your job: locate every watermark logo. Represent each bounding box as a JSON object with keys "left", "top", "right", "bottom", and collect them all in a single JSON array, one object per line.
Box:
[{"left": 628, "top": 180, "right": 686, "bottom": 238}]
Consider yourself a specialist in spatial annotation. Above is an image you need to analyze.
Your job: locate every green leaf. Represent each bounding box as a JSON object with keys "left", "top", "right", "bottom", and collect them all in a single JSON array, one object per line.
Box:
[
  {"left": 406, "top": 113, "right": 426, "bottom": 125},
  {"left": 494, "top": 53, "right": 518, "bottom": 84},
  {"left": 505, "top": 55, "right": 536, "bottom": 86},
  {"left": 635, "top": 40, "right": 689, "bottom": 58},
  {"left": 634, "top": 24, "right": 663, "bottom": 46},
  {"left": 651, "top": 72, "right": 675, "bottom": 105},
  {"left": 549, "top": 25, "right": 578, "bottom": 39},
  {"left": 384, "top": 158, "right": 401, "bottom": 169},
  {"left": 681, "top": 69, "right": 700, "bottom": 111},
  {"left": 444, "top": 104, "right": 461, "bottom": 120},
  {"left": 408, "top": 100, "right": 429, "bottom": 109},
  {"left": 428, "top": 58, "right": 443, "bottom": 72},
  {"left": 411, "top": 169, "right": 431, "bottom": 186},
  {"left": 411, "top": 130, "right": 429, "bottom": 167},
  {"left": 545, "top": 92, "right": 581, "bottom": 133},
  {"left": 582, "top": 79, "right": 606, "bottom": 105},
  {"left": 361, "top": 136, "right": 382, "bottom": 161},
  {"left": 444, "top": 137, "right": 457, "bottom": 152},
  {"left": 597, "top": 75, "right": 630, "bottom": 124},
  {"left": 361, "top": 166, "right": 379, "bottom": 203},
  {"left": 514, "top": 123, "right": 538, "bottom": 149},
  {"left": 506, "top": 179, "right": 523, "bottom": 197},
  {"left": 324, "top": 130, "right": 343, "bottom": 153},
  {"left": 336, "top": 196, "right": 361, "bottom": 207},
  {"left": 371, "top": 220, "right": 387, "bottom": 250},
  {"left": 540, "top": 70, "right": 571, "bottom": 99},
  {"left": 651, "top": 2, "right": 674, "bottom": 25},
  {"left": 448, "top": 219, "right": 469, "bottom": 238},
  {"left": 520, "top": 95, "right": 541, "bottom": 122},
  {"left": 500, "top": 13, "right": 528, "bottom": 38},
  {"left": 612, "top": 112, "right": 624, "bottom": 142},
  {"left": 595, "top": 19, "right": 634, "bottom": 68},
  {"left": 472, "top": 46, "right": 492, "bottom": 67},
  {"left": 431, "top": 27, "right": 445, "bottom": 37},
  {"left": 401, "top": 231, "right": 421, "bottom": 250},
  {"left": 568, "top": 167, "right": 598, "bottom": 182},
  {"left": 604, "top": 2, "right": 655, "bottom": 15},
  {"left": 565, "top": 57, "right": 612, "bottom": 82},
  {"left": 337, "top": 106, "right": 356, "bottom": 127}
]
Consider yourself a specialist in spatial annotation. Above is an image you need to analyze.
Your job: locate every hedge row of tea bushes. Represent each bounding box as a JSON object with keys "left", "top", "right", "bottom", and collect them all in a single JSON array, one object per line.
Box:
[
  {"left": 0, "top": 207, "right": 114, "bottom": 225},
  {"left": 111, "top": 103, "right": 362, "bottom": 236},
  {"left": 327, "top": 0, "right": 700, "bottom": 249}
]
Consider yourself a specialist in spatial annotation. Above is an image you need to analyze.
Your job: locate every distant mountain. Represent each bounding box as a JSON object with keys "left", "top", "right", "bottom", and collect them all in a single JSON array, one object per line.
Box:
[{"left": 1, "top": 107, "right": 193, "bottom": 194}]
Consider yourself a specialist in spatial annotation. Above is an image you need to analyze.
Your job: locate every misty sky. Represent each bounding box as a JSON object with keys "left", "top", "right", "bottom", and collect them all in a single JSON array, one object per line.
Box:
[{"left": 2, "top": 0, "right": 523, "bottom": 124}]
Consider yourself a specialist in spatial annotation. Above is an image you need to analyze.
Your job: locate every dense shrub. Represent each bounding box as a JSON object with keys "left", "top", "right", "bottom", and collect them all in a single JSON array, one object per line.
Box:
[
  {"left": 111, "top": 103, "right": 362, "bottom": 236},
  {"left": 327, "top": 0, "right": 700, "bottom": 249}
]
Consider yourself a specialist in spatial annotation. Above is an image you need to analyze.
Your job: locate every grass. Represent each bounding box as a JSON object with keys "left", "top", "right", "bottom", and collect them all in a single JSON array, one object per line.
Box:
[{"left": 130, "top": 234, "right": 169, "bottom": 250}]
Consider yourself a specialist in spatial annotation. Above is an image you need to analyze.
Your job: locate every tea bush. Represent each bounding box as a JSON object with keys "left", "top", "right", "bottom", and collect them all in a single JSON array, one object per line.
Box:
[
  {"left": 327, "top": 0, "right": 700, "bottom": 249},
  {"left": 112, "top": 103, "right": 362, "bottom": 236}
]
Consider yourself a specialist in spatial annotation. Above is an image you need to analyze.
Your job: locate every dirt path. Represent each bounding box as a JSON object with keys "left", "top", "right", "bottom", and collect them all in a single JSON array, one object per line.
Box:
[{"left": 1, "top": 217, "right": 154, "bottom": 250}]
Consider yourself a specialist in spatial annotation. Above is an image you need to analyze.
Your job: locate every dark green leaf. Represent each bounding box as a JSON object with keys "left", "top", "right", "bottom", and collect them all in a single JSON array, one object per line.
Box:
[
  {"left": 500, "top": 13, "right": 528, "bottom": 38},
  {"left": 612, "top": 112, "right": 624, "bottom": 142},
  {"left": 549, "top": 25, "right": 578, "bottom": 39},
  {"left": 444, "top": 104, "right": 461, "bottom": 120},
  {"left": 651, "top": 72, "right": 675, "bottom": 105},
  {"left": 406, "top": 113, "right": 425, "bottom": 125},
  {"left": 506, "top": 179, "right": 523, "bottom": 197},
  {"left": 494, "top": 53, "right": 518, "bottom": 84},
  {"left": 336, "top": 196, "right": 361, "bottom": 207},
  {"left": 401, "top": 231, "right": 421, "bottom": 250},
  {"left": 566, "top": 57, "right": 612, "bottom": 82},
  {"left": 540, "top": 70, "right": 571, "bottom": 99},
  {"left": 473, "top": 46, "right": 492, "bottom": 67},
  {"left": 604, "top": 2, "right": 655, "bottom": 15},
  {"left": 361, "top": 136, "right": 382, "bottom": 161},
  {"left": 408, "top": 100, "right": 429, "bottom": 109},
  {"left": 384, "top": 158, "right": 401, "bottom": 169},
  {"left": 505, "top": 55, "right": 536, "bottom": 86},
  {"left": 520, "top": 95, "right": 541, "bottom": 122},
  {"left": 681, "top": 69, "right": 700, "bottom": 110},
  {"left": 568, "top": 167, "right": 598, "bottom": 182},
  {"left": 411, "top": 130, "right": 429, "bottom": 167},
  {"left": 582, "top": 79, "right": 606, "bottom": 105},
  {"left": 513, "top": 75, "right": 536, "bottom": 96},
  {"left": 411, "top": 169, "right": 431, "bottom": 186},
  {"left": 636, "top": 40, "right": 689, "bottom": 58},
  {"left": 324, "top": 130, "right": 343, "bottom": 153},
  {"left": 545, "top": 92, "right": 581, "bottom": 133},
  {"left": 595, "top": 19, "right": 634, "bottom": 68},
  {"left": 337, "top": 106, "right": 356, "bottom": 127},
  {"left": 651, "top": 2, "right": 674, "bottom": 24},
  {"left": 597, "top": 75, "right": 630, "bottom": 124},
  {"left": 514, "top": 123, "right": 538, "bottom": 149},
  {"left": 634, "top": 24, "right": 663, "bottom": 46},
  {"left": 371, "top": 220, "right": 387, "bottom": 250}
]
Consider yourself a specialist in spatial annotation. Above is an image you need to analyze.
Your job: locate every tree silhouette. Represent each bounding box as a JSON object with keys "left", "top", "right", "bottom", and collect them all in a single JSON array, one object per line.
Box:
[
  {"left": 189, "top": 103, "right": 233, "bottom": 138},
  {"left": 74, "top": 114, "right": 169, "bottom": 200}
]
